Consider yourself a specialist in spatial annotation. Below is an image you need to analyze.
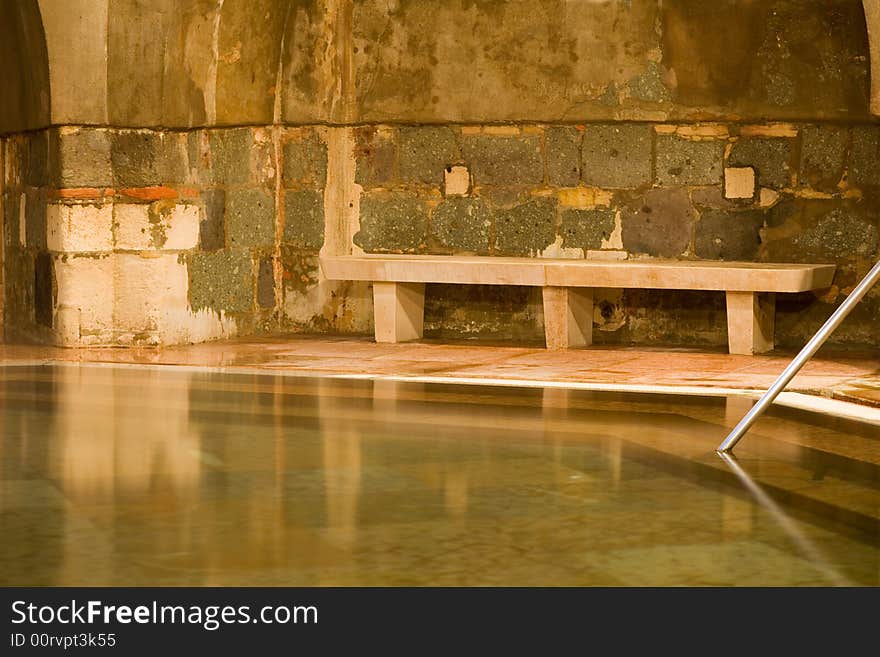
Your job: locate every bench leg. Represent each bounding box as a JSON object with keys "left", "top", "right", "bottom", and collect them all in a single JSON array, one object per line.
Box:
[
  {"left": 372, "top": 282, "right": 425, "bottom": 343},
  {"left": 542, "top": 286, "right": 593, "bottom": 350},
  {"left": 726, "top": 291, "right": 775, "bottom": 355}
]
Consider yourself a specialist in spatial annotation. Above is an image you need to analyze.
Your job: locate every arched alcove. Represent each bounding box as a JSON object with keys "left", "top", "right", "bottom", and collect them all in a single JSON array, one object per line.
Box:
[
  {"left": 23, "top": 0, "right": 880, "bottom": 128},
  {"left": 2, "top": 1, "right": 880, "bottom": 350},
  {"left": 0, "top": 0, "right": 50, "bottom": 133},
  {"left": 863, "top": 0, "right": 880, "bottom": 115}
]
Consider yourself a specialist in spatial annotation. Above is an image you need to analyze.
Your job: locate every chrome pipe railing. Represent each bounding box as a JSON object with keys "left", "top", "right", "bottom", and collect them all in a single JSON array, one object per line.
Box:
[{"left": 718, "top": 258, "right": 880, "bottom": 453}]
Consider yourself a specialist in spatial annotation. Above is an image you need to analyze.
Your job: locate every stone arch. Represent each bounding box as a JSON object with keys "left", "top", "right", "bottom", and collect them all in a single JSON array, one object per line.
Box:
[
  {"left": 0, "top": 0, "right": 50, "bottom": 133},
  {"left": 863, "top": 0, "right": 880, "bottom": 115},
  {"left": 34, "top": 0, "right": 330, "bottom": 129}
]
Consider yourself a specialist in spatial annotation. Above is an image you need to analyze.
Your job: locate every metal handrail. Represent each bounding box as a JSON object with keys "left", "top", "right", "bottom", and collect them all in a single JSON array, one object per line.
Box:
[{"left": 718, "top": 258, "right": 880, "bottom": 453}]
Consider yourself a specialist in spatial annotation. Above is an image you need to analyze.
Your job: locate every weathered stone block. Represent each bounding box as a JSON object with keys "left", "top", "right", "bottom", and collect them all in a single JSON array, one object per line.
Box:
[
  {"left": 354, "top": 127, "right": 397, "bottom": 187},
  {"left": 53, "top": 255, "right": 114, "bottom": 335},
  {"left": 423, "top": 284, "right": 542, "bottom": 342},
  {"left": 111, "top": 130, "right": 187, "bottom": 187},
  {"left": 187, "top": 131, "right": 209, "bottom": 181},
  {"left": 399, "top": 127, "right": 459, "bottom": 184},
  {"left": 431, "top": 198, "right": 492, "bottom": 253},
  {"left": 49, "top": 128, "right": 113, "bottom": 188},
  {"left": 151, "top": 203, "right": 200, "bottom": 250},
  {"left": 25, "top": 131, "right": 49, "bottom": 187},
  {"left": 187, "top": 249, "right": 254, "bottom": 314},
  {"left": 34, "top": 252, "right": 53, "bottom": 327},
  {"left": 209, "top": 128, "right": 254, "bottom": 185},
  {"left": 280, "top": 247, "right": 319, "bottom": 294},
  {"left": 257, "top": 258, "right": 275, "bottom": 309},
  {"left": 724, "top": 167, "right": 756, "bottom": 200},
  {"left": 47, "top": 203, "right": 114, "bottom": 252},
  {"left": 25, "top": 189, "right": 47, "bottom": 249},
  {"left": 462, "top": 134, "right": 543, "bottom": 186},
  {"left": 114, "top": 203, "right": 152, "bottom": 250},
  {"left": 694, "top": 209, "right": 764, "bottom": 260},
  {"left": 225, "top": 188, "right": 275, "bottom": 248},
  {"left": 282, "top": 135, "right": 328, "bottom": 186},
  {"left": 3, "top": 137, "right": 23, "bottom": 189},
  {"left": 849, "top": 126, "right": 880, "bottom": 187},
  {"left": 655, "top": 135, "right": 724, "bottom": 186},
  {"left": 621, "top": 188, "right": 695, "bottom": 257},
  {"left": 494, "top": 198, "right": 556, "bottom": 255},
  {"left": 582, "top": 124, "right": 652, "bottom": 188},
  {"left": 2, "top": 191, "right": 20, "bottom": 248},
  {"left": 111, "top": 254, "right": 234, "bottom": 345},
  {"left": 791, "top": 207, "right": 879, "bottom": 260},
  {"left": 113, "top": 202, "right": 199, "bottom": 251},
  {"left": 799, "top": 125, "right": 847, "bottom": 191},
  {"left": 18, "top": 193, "right": 26, "bottom": 248},
  {"left": 355, "top": 195, "right": 428, "bottom": 252},
  {"left": 3, "top": 249, "right": 33, "bottom": 329},
  {"left": 200, "top": 189, "right": 226, "bottom": 251},
  {"left": 546, "top": 126, "right": 581, "bottom": 187},
  {"left": 112, "top": 253, "right": 164, "bottom": 333},
  {"left": 283, "top": 189, "right": 325, "bottom": 249},
  {"left": 444, "top": 166, "right": 470, "bottom": 196},
  {"left": 627, "top": 61, "right": 672, "bottom": 103},
  {"left": 764, "top": 200, "right": 879, "bottom": 262},
  {"left": 728, "top": 137, "right": 793, "bottom": 189},
  {"left": 561, "top": 207, "right": 616, "bottom": 250}
]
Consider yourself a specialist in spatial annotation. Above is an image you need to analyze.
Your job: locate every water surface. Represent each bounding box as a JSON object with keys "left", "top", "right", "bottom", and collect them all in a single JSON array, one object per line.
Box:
[{"left": 1, "top": 364, "right": 877, "bottom": 586}]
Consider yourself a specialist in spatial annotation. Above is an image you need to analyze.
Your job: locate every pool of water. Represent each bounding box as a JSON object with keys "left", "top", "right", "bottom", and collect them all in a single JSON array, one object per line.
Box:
[{"left": 1, "top": 363, "right": 878, "bottom": 586}]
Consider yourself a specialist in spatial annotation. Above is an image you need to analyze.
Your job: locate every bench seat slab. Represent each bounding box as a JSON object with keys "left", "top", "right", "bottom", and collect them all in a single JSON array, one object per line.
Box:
[
  {"left": 542, "top": 287, "right": 593, "bottom": 350},
  {"left": 726, "top": 291, "right": 775, "bottom": 355},
  {"left": 373, "top": 282, "right": 425, "bottom": 343}
]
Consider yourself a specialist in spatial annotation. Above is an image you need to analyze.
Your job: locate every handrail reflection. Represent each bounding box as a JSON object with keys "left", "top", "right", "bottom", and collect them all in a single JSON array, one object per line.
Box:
[{"left": 717, "top": 451, "right": 854, "bottom": 587}]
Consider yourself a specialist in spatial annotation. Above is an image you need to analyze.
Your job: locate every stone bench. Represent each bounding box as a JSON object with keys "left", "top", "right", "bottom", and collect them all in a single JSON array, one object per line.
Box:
[{"left": 319, "top": 255, "right": 836, "bottom": 355}]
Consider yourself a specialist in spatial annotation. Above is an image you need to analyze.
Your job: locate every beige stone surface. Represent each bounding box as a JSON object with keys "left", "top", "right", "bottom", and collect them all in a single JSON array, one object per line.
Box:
[
  {"left": 114, "top": 204, "right": 200, "bottom": 251},
  {"left": 724, "top": 167, "right": 756, "bottom": 199},
  {"left": 53, "top": 256, "right": 115, "bottom": 342},
  {"left": 372, "top": 282, "right": 425, "bottom": 343},
  {"left": 542, "top": 286, "right": 593, "bottom": 350},
  {"left": 759, "top": 188, "right": 780, "bottom": 208},
  {"left": 18, "top": 193, "right": 26, "bottom": 247},
  {"left": 113, "top": 204, "right": 152, "bottom": 251},
  {"left": 39, "top": 0, "right": 109, "bottom": 125},
  {"left": 162, "top": 205, "right": 200, "bottom": 250},
  {"left": 866, "top": 0, "right": 880, "bottom": 115},
  {"left": 53, "top": 305, "right": 81, "bottom": 346},
  {"left": 113, "top": 254, "right": 167, "bottom": 336},
  {"left": 47, "top": 203, "right": 114, "bottom": 253},
  {"left": 321, "top": 255, "right": 836, "bottom": 293},
  {"left": 322, "top": 255, "right": 548, "bottom": 286},
  {"left": 49, "top": 252, "right": 237, "bottom": 347},
  {"left": 726, "top": 291, "right": 776, "bottom": 355},
  {"left": 444, "top": 166, "right": 470, "bottom": 196}
]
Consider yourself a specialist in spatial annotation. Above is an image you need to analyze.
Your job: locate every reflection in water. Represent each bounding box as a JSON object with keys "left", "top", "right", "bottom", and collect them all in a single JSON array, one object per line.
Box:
[
  {"left": 319, "top": 377, "right": 362, "bottom": 548},
  {"left": 717, "top": 452, "right": 853, "bottom": 586},
  {"left": 53, "top": 366, "right": 202, "bottom": 500},
  {"left": 0, "top": 364, "right": 878, "bottom": 586}
]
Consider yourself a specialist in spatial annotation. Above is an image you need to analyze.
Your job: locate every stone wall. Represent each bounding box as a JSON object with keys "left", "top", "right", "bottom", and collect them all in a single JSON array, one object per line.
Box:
[
  {"left": 2, "top": 0, "right": 880, "bottom": 350},
  {"left": 2, "top": 126, "right": 373, "bottom": 346},
  {"left": 352, "top": 122, "right": 880, "bottom": 348}
]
